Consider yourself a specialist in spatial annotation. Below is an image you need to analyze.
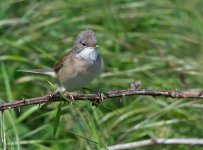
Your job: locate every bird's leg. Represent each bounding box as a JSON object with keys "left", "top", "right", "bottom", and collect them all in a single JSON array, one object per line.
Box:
[{"left": 53, "top": 87, "right": 75, "bottom": 103}]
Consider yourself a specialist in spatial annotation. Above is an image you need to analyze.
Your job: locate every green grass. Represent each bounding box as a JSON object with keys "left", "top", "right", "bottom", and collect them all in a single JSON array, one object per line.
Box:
[{"left": 1, "top": 0, "right": 203, "bottom": 149}]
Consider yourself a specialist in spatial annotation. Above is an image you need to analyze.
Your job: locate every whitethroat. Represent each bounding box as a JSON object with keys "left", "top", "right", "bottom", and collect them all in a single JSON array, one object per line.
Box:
[{"left": 19, "top": 30, "right": 103, "bottom": 92}]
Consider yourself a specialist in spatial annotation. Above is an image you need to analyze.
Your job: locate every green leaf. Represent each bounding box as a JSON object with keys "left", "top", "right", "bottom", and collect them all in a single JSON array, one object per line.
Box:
[
  {"left": 1, "top": 62, "right": 13, "bottom": 102},
  {"left": 53, "top": 103, "right": 62, "bottom": 137}
]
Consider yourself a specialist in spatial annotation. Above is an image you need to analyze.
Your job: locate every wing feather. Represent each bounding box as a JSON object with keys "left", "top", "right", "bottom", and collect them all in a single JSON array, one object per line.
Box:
[{"left": 53, "top": 51, "right": 71, "bottom": 73}]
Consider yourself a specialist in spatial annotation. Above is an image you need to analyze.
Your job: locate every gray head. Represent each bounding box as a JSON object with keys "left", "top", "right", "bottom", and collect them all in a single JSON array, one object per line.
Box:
[{"left": 72, "top": 30, "right": 97, "bottom": 53}]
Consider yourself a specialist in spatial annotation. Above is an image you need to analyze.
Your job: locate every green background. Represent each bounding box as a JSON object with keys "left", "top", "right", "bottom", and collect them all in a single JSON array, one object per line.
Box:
[{"left": 1, "top": 0, "right": 203, "bottom": 149}]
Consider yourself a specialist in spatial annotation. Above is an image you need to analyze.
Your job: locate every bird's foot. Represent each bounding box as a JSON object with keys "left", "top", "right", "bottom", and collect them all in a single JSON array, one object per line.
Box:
[
  {"left": 130, "top": 81, "right": 141, "bottom": 90},
  {"left": 50, "top": 90, "right": 76, "bottom": 104},
  {"left": 82, "top": 87, "right": 104, "bottom": 106},
  {"left": 64, "top": 92, "right": 77, "bottom": 103}
]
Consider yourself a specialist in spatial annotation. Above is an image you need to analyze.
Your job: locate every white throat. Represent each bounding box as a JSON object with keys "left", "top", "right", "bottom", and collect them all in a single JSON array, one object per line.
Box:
[{"left": 76, "top": 47, "right": 98, "bottom": 63}]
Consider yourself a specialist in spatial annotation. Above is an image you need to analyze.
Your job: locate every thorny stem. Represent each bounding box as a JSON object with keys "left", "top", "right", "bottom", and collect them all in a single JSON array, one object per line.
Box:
[{"left": 1, "top": 82, "right": 203, "bottom": 111}]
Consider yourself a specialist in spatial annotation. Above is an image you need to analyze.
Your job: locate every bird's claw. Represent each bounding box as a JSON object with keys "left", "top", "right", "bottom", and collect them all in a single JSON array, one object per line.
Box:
[{"left": 130, "top": 81, "right": 141, "bottom": 90}]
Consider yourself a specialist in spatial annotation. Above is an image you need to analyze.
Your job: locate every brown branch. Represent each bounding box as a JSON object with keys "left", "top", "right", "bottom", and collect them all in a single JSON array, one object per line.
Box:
[
  {"left": 107, "top": 138, "right": 203, "bottom": 150},
  {"left": 1, "top": 83, "right": 203, "bottom": 111}
]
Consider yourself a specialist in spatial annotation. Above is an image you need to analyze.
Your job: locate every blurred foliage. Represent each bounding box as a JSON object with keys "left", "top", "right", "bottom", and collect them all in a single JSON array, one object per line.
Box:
[{"left": 0, "top": 0, "right": 203, "bottom": 149}]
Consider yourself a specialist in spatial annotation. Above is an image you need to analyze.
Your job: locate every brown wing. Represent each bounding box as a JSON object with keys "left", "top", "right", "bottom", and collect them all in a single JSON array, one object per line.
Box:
[{"left": 53, "top": 51, "right": 71, "bottom": 73}]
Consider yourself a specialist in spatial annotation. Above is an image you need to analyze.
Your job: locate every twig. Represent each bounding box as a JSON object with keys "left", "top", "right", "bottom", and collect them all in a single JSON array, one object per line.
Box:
[
  {"left": 1, "top": 82, "right": 203, "bottom": 111},
  {"left": 107, "top": 138, "right": 203, "bottom": 150}
]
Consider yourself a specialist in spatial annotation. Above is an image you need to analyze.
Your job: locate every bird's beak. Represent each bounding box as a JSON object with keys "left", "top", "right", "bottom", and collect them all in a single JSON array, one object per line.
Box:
[{"left": 91, "top": 45, "right": 99, "bottom": 49}]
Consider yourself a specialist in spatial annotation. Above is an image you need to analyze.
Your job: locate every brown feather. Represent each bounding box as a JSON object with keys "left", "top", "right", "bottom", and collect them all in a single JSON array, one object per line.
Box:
[{"left": 53, "top": 51, "right": 72, "bottom": 73}]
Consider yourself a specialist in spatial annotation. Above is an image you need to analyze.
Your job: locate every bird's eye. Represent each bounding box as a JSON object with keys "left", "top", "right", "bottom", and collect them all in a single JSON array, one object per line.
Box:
[{"left": 80, "top": 41, "right": 87, "bottom": 47}]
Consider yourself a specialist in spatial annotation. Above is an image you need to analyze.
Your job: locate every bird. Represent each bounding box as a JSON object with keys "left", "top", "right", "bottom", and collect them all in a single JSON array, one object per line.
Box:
[{"left": 18, "top": 30, "right": 103, "bottom": 92}]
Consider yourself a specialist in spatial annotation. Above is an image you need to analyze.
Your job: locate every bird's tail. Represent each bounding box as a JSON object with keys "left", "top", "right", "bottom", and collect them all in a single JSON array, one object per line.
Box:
[{"left": 17, "top": 69, "right": 56, "bottom": 77}]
